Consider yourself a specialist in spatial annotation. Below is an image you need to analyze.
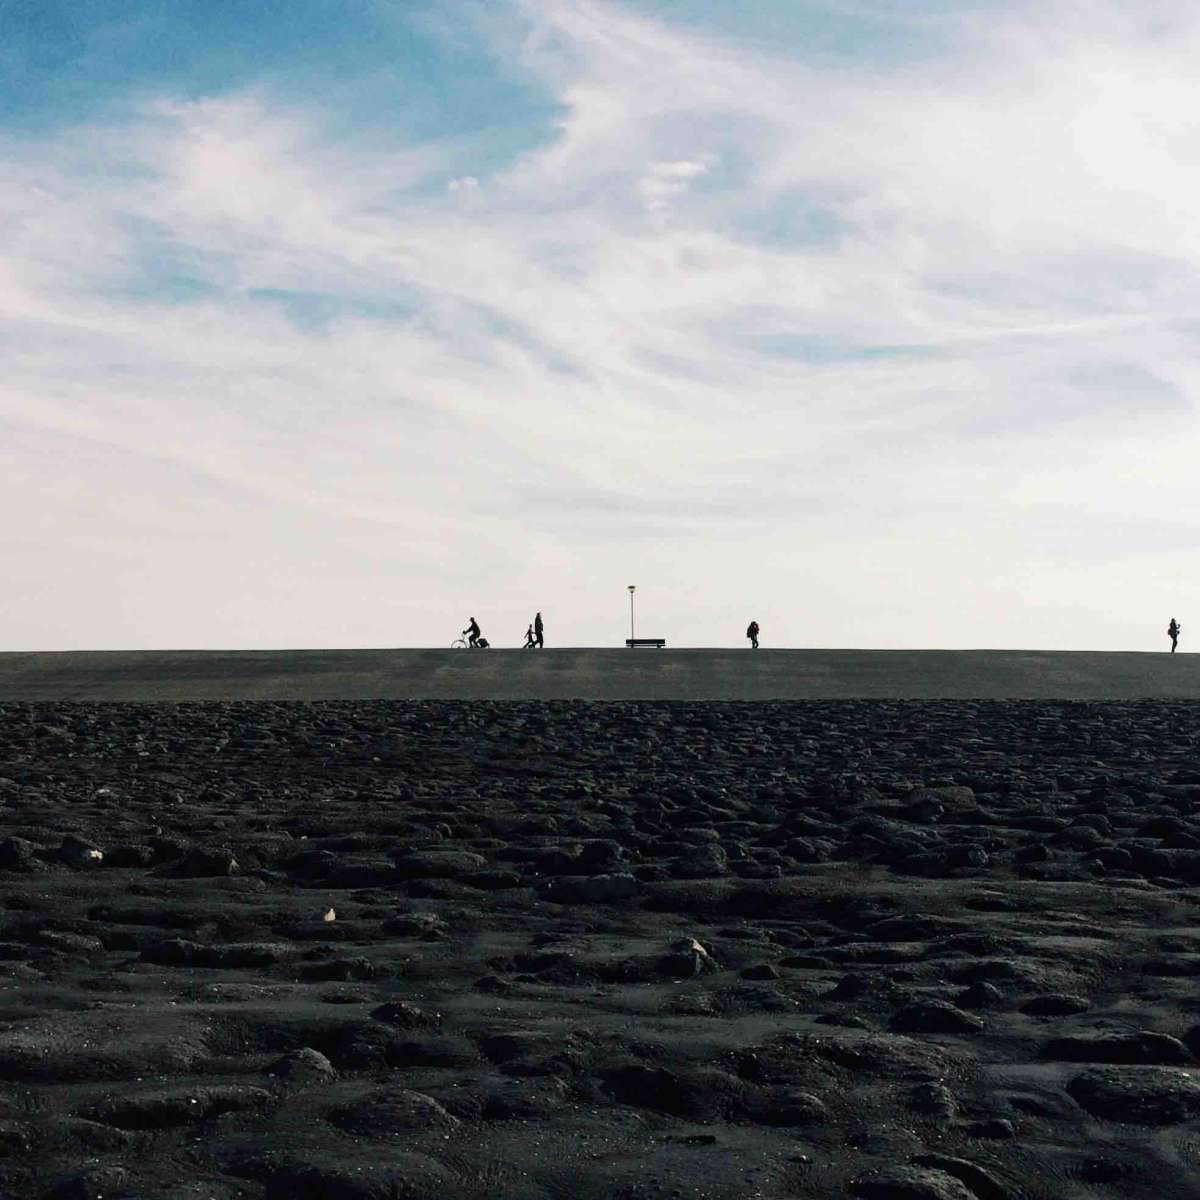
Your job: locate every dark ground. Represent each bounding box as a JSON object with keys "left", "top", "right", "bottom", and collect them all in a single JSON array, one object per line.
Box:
[
  {"left": 3, "top": 699, "right": 1200, "bottom": 1198},
  {"left": 3, "top": 648, "right": 1199, "bottom": 701}
]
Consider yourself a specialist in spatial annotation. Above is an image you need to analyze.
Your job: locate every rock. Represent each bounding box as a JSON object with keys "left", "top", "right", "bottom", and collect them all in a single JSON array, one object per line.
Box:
[
  {"left": 321, "top": 860, "right": 398, "bottom": 888},
  {"left": 804, "top": 1031, "right": 952, "bottom": 1079},
  {"left": 600, "top": 1063, "right": 707, "bottom": 1118},
  {"left": 370, "top": 1001, "right": 441, "bottom": 1029},
  {"left": 270, "top": 1047, "right": 336, "bottom": 1084},
  {"left": 912, "top": 1154, "right": 1013, "bottom": 1200},
  {"left": 141, "top": 939, "right": 296, "bottom": 968},
  {"left": 740, "top": 963, "right": 781, "bottom": 980},
  {"left": 82, "top": 1085, "right": 272, "bottom": 1129},
  {"left": 464, "top": 868, "right": 523, "bottom": 890},
  {"left": 326, "top": 1021, "right": 398, "bottom": 1070},
  {"left": 58, "top": 836, "right": 103, "bottom": 869},
  {"left": 263, "top": 1156, "right": 456, "bottom": 1200},
  {"left": 164, "top": 846, "right": 239, "bottom": 878},
  {"left": 1043, "top": 1031, "right": 1192, "bottom": 1065},
  {"left": 0, "top": 837, "right": 40, "bottom": 871},
  {"left": 890, "top": 1001, "right": 985, "bottom": 1035},
  {"left": 297, "top": 956, "right": 378, "bottom": 982},
  {"left": 329, "top": 1088, "right": 461, "bottom": 1137},
  {"left": 1068, "top": 1067, "right": 1200, "bottom": 1124},
  {"left": 104, "top": 843, "right": 154, "bottom": 867},
  {"left": 1021, "top": 993, "right": 1090, "bottom": 1016},
  {"left": 657, "top": 938, "right": 720, "bottom": 978},
  {"left": 37, "top": 930, "right": 103, "bottom": 955},
  {"left": 911, "top": 786, "right": 977, "bottom": 811},
  {"left": 479, "top": 1029, "right": 582, "bottom": 1075},
  {"left": 829, "top": 972, "right": 897, "bottom": 1001},
  {"left": 851, "top": 1166, "right": 975, "bottom": 1199},
  {"left": 46, "top": 1165, "right": 131, "bottom": 1200},
  {"left": 537, "top": 873, "right": 640, "bottom": 904},
  {"left": 748, "top": 1087, "right": 828, "bottom": 1126},
  {"left": 668, "top": 845, "right": 729, "bottom": 879},
  {"left": 381, "top": 912, "right": 447, "bottom": 939},
  {"left": 955, "top": 982, "right": 1005, "bottom": 1010},
  {"left": 392, "top": 850, "right": 487, "bottom": 879},
  {"left": 908, "top": 1081, "right": 956, "bottom": 1120},
  {"left": 576, "top": 839, "right": 628, "bottom": 874},
  {"left": 964, "top": 1117, "right": 1016, "bottom": 1139}
]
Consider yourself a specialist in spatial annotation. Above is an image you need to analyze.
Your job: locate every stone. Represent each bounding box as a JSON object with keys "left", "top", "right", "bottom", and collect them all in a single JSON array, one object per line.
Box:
[
  {"left": 1067, "top": 1067, "right": 1200, "bottom": 1124},
  {"left": 657, "top": 938, "right": 720, "bottom": 978},
  {"left": 82, "top": 1085, "right": 271, "bottom": 1130},
  {"left": 753, "top": 1088, "right": 828, "bottom": 1126},
  {"left": 537, "top": 873, "right": 640, "bottom": 904},
  {"left": 58, "top": 836, "right": 103, "bottom": 869},
  {"left": 329, "top": 1088, "right": 461, "bottom": 1137},
  {"left": 576, "top": 839, "right": 628, "bottom": 874},
  {"left": 264, "top": 1156, "right": 456, "bottom": 1200},
  {"left": 166, "top": 846, "right": 239, "bottom": 878},
  {"left": 46, "top": 1165, "right": 131, "bottom": 1200},
  {"left": 1043, "top": 1031, "right": 1193, "bottom": 1065},
  {"left": 270, "top": 1047, "right": 336, "bottom": 1083},
  {"left": 908, "top": 1081, "right": 956, "bottom": 1120},
  {"left": 851, "top": 1166, "right": 975, "bottom": 1199},
  {"left": 392, "top": 850, "right": 487, "bottom": 879},
  {"left": 668, "top": 846, "right": 729, "bottom": 879},
  {"left": 741, "top": 963, "right": 781, "bottom": 981},
  {"left": 890, "top": 1001, "right": 985, "bottom": 1035},
  {"left": 1021, "top": 993, "right": 1090, "bottom": 1016},
  {"left": 0, "top": 837, "right": 40, "bottom": 871},
  {"left": 370, "top": 1001, "right": 442, "bottom": 1029},
  {"left": 955, "top": 982, "right": 1005, "bottom": 1010},
  {"left": 964, "top": 1117, "right": 1016, "bottom": 1139},
  {"left": 912, "top": 1154, "right": 1013, "bottom": 1200}
]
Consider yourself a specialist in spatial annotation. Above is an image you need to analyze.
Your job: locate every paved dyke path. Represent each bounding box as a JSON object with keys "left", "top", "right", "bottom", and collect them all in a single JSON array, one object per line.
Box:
[{"left": 1, "top": 648, "right": 1199, "bottom": 701}]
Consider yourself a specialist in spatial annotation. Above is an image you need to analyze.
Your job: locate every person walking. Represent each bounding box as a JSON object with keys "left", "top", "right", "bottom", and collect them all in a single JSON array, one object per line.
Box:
[
  {"left": 534, "top": 611, "right": 544, "bottom": 648},
  {"left": 1169, "top": 617, "right": 1181, "bottom": 653},
  {"left": 746, "top": 619, "right": 760, "bottom": 649},
  {"left": 523, "top": 624, "right": 536, "bottom": 649}
]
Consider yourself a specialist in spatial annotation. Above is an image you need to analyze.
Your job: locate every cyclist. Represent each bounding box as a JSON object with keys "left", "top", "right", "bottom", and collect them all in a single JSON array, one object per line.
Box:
[{"left": 463, "top": 617, "right": 482, "bottom": 648}]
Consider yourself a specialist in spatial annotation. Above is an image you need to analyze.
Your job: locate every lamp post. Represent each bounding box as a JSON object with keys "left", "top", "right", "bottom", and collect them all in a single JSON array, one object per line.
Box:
[{"left": 627, "top": 585, "right": 636, "bottom": 643}]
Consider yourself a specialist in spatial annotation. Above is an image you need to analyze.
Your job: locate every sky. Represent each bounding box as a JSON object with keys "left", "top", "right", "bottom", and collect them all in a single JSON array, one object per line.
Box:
[{"left": 3, "top": 0, "right": 1198, "bottom": 651}]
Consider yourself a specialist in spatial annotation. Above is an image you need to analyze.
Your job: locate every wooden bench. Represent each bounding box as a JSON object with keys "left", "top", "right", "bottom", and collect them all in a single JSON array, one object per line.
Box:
[{"left": 626, "top": 638, "right": 666, "bottom": 648}]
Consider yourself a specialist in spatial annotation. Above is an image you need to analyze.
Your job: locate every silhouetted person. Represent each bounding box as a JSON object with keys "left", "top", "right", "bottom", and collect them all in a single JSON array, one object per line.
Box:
[
  {"left": 1169, "top": 617, "right": 1181, "bottom": 654},
  {"left": 534, "top": 611, "right": 544, "bottom": 648},
  {"left": 746, "top": 619, "right": 760, "bottom": 649},
  {"left": 463, "top": 617, "right": 481, "bottom": 647},
  {"left": 523, "top": 624, "right": 536, "bottom": 649}
]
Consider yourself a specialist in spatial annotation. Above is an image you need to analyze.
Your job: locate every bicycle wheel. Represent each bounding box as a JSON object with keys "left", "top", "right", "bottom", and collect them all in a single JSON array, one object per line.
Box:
[{"left": 450, "top": 638, "right": 468, "bottom": 649}]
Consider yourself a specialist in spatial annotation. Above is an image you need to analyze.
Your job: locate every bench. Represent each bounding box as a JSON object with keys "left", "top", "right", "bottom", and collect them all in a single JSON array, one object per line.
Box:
[{"left": 626, "top": 638, "right": 666, "bottom": 648}]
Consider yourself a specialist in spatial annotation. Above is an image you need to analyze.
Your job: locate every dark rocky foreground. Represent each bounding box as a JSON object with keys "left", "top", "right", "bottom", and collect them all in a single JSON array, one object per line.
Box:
[{"left": 2, "top": 700, "right": 1200, "bottom": 1198}]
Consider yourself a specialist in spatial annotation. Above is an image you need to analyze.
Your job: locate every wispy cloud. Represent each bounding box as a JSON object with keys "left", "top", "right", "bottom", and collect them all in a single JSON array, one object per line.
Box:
[{"left": 2, "top": 0, "right": 1198, "bottom": 649}]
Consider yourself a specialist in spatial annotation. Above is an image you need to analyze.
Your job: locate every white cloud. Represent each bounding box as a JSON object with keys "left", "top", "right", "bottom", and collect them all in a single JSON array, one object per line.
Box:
[{"left": 2, "top": 0, "right": 1199, "bottom": 649}]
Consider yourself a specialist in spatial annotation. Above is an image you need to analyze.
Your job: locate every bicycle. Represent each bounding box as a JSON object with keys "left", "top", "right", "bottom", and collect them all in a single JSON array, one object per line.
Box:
[{"left": 450, "top": 635, "right": 489, "bottom": 648}]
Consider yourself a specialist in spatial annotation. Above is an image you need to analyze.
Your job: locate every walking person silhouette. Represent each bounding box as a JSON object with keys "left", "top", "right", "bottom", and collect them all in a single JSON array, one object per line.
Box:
[
  {"left": 534, "top": 611, "right": 544, "bottom": 648},
  {"left": 523, "top": 624, "right": 536, "bottom": 649},
  {"left": 1169, "top": 617, "right": 1181, "bottom": 654},
  {"left": 746, "top": 619, "right": 760, "bottom": 649}
]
